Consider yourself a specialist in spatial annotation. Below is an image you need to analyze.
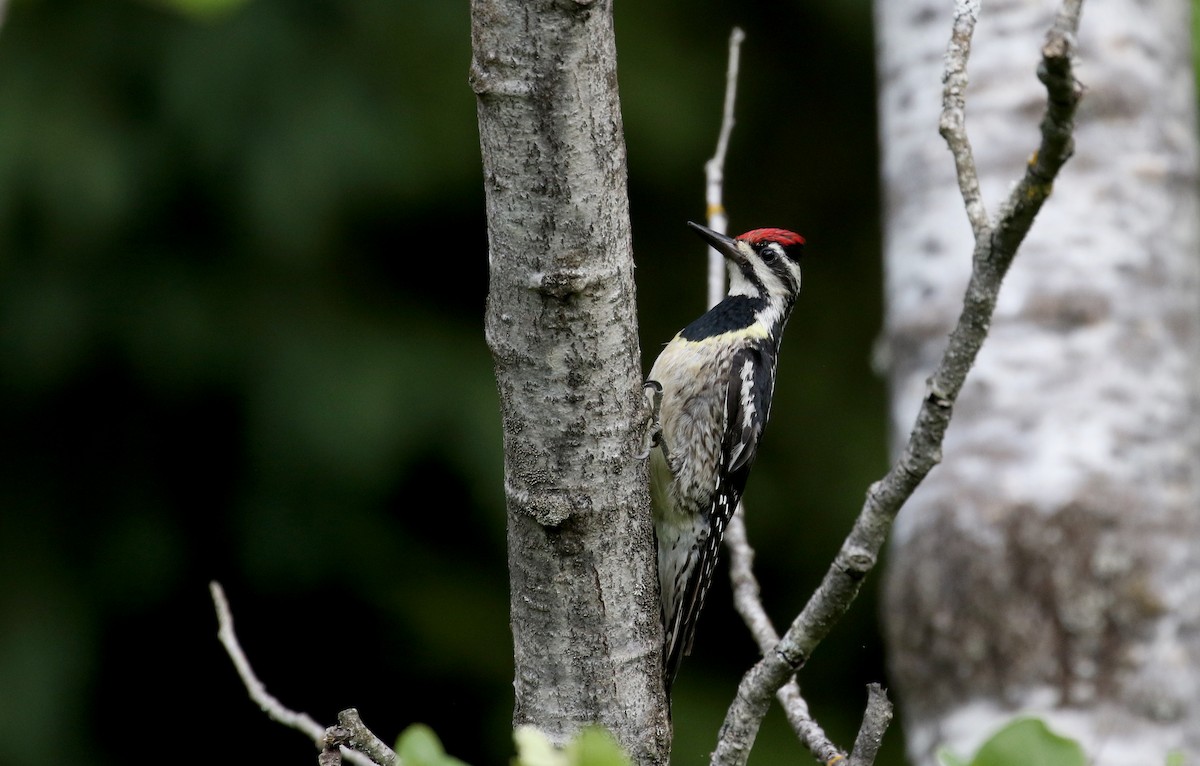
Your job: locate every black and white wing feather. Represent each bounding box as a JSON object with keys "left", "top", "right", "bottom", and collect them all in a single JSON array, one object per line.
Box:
[{"left": 663, "top": 345, "right": 777, "bottom": 685}]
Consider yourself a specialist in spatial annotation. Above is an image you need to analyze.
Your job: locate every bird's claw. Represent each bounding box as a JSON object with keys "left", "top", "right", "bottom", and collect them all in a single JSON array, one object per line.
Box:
[{"left": 637, "top": 380, "right": 664, "bottom": 460}]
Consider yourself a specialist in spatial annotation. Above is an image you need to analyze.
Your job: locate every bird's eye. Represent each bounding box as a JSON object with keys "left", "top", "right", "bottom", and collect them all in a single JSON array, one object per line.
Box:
[{"left": 759, "top": 244, "right": 779, "bottom": 263}]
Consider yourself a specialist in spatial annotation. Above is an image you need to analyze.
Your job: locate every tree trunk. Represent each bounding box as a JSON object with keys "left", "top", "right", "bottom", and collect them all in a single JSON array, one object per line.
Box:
[
  {"left": 470, "top": 1, "right": 670, "bottom": 763},
  {"left": 875, "top": 0, "right": 1200, "bottom": 762}
]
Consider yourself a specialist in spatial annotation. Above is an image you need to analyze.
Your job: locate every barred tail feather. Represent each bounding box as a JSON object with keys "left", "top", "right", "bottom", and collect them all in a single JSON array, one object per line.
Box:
[
  {"left": 663, "top": 535, "right": 722, "bottom": 690},
  {"left": 662, "top": 477, "right": 743, "bottom": 691}
]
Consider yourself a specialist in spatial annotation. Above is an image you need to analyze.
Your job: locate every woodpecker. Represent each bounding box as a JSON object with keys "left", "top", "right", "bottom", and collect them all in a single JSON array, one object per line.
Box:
[{"left": 644, "top": 221, "right": 806, "bottom": 689}]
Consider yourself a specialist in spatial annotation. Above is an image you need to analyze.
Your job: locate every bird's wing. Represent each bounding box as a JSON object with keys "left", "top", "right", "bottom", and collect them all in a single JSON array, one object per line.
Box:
[{"left": 663, "top": 345, "right": 775, "bottom": 687}]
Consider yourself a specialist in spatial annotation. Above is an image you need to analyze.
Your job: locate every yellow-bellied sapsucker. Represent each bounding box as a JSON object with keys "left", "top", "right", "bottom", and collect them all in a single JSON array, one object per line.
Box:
[{"left": 644, "top": 221, "right": 806, "bottom": 688}]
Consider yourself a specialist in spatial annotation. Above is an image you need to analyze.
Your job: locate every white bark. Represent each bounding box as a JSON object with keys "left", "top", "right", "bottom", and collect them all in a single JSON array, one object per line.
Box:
[{"left": 876, "top": 0, "right": 1200, "bottom": 763}]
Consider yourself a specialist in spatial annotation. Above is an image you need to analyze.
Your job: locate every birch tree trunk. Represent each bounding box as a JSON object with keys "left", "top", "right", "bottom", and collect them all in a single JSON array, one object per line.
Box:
[
  {"left": 875, "top": 0, "right": 1200, "bottom": 763},
  {"left": 471, "top": 1, "right": 670, "bottom": 763}
]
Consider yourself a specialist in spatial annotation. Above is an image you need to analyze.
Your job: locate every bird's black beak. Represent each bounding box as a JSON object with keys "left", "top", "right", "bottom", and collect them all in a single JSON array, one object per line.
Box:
[{"left": 687, "top": 221, "right": 745, "bottom": 263}]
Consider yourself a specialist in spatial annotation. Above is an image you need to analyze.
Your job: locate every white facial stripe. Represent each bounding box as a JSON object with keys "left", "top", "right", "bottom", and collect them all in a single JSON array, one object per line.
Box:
[
  {"left": 725, "top": 241, "right": 802, "bottom": 301},
  {"left": 750, "top": 253, "right": 801, "bottom": 299},
  {"left": 726, "top": 242, "right": 760, "bottom": 297}
]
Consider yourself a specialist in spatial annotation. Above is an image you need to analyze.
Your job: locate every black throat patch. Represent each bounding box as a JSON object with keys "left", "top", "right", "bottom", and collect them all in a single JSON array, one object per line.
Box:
[{"left": 678, "top": 295, "right": 763, "bottom": 341}]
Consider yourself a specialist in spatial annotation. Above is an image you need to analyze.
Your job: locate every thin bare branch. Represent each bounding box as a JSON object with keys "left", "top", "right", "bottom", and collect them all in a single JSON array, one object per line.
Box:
[
  {"left": 845, "top": 685, "right": 893, "bottom": 766},
  {"left": 726, "top": 511, "right": 843, "bottom": 764},
  {"left": 703, "top": 27, "right": 861, "bottom": 764},
  {"left": 210, "top": 581, "right": 326, "bottom": 741},
  {"left": 704, "top": 26, "right": 745, "bottom": 305},
  {"left": 725, "top": 511, "right": 777, "bottom": 648},
  {"left": 709, "top": 1, "right": 1086, "bottom": 763},
  {"left": 991, "top": 0, "right": 1084, "bottom": 258},
  {"left": 209, "top": 582, "right": 380, "bottom": 766},
  {"left": 939, "top": 0, "right": 989, "bottom": 237}
]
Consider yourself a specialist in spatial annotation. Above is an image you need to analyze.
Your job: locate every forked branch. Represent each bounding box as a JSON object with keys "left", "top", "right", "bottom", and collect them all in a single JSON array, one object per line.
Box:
[
  {"left": 700, "top": 28, "right": 847, "bottom": 761},
  {"left": 710, "top": 1, "right": 1084, "bottom": 763},
  {"left": 210, "top": 582, "right": 396, "bottom": 766}
]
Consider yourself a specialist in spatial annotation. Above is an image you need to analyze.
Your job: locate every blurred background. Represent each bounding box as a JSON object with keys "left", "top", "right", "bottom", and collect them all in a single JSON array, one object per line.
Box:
[{"left": 0, "top": 0, "right": 895, "bottom": 763}]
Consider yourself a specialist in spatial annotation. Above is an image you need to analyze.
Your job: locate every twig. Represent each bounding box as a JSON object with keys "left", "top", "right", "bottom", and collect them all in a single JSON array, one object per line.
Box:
[
  {"left": 726, "top": 511, "right": 843, "bottom": 764},
  {"left": 846, "top": 685, "right": 892, "bottom": 766},
  {"left": 939, "top": 0, "right": 988, "bottom": 237},
  {"left": 990, "top": 0, "right": 1084, "bottom": 255},
  {"left": 210, "top": 581, "right": 327, "bottom": 740},
  {"left": 328, "top": 709, "right": 398, "bottom": 766},
  {"left": 705, "top": 27, "right": 859, "bottom": 763},
  {"left": 209, "top": 581, "right": 383, "bottom": 766},
  {"left": 709, "top": 1, "right": 1085, "bottom": 763},
  {"left": 703, "top": 26, "right": 745, "bottom": 302}
]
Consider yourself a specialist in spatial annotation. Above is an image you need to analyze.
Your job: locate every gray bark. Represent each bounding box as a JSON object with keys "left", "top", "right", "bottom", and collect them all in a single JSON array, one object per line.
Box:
[
  {"left": 470, "top": 1, "right": 669, "bottom": 763},
  {"left": 875, "top": 0, "right": 1200, "bottom": 763}
]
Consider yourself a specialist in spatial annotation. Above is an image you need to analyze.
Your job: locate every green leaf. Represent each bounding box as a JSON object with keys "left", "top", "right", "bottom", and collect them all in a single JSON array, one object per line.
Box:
[
  {"left": 564, "top": 727, "right": 631, "bottom": 766},
  {"left": 512, "top": 726, "right": 630, "bottom": 766},
  {"left": 1166, "top": 751, "right": 1186, "bottom": 766},
  {"left": 937, "top": 747, "right": 970, "bottom": 766},
  {"left": 968, "top": 717, "right": 1086, "bottom": 766},
  {"left": 513, "top": 726, "right": 566, "bottom": 766},
  {"left": 396, "top": 724, "right": 471, "bottom": 766}
]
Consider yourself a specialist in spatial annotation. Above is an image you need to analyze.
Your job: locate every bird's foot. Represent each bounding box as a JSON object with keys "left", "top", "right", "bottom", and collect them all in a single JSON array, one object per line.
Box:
[{"left": 637, "top": 380, "right": 664, "bottom": 460}]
